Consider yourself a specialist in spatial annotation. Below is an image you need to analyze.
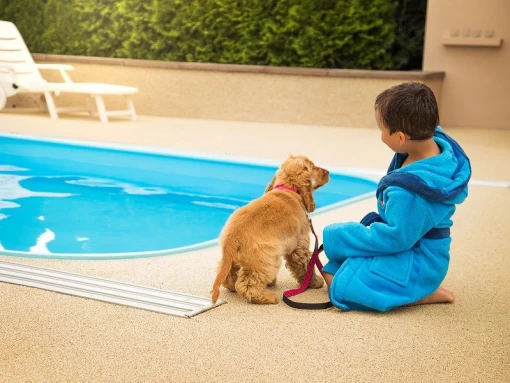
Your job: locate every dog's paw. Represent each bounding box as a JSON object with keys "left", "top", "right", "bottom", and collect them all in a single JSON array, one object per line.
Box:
[
  {"left": 308, "top": 276, "right": 325, "bottom": 289},
  {"left": 248, "top": 293, "right": 279, "bottom": 304}
]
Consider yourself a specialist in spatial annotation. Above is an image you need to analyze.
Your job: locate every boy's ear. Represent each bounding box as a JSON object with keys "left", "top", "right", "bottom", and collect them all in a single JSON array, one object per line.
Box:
[{"left": 398, "top": 131, "right": 407, "bottom": 144}]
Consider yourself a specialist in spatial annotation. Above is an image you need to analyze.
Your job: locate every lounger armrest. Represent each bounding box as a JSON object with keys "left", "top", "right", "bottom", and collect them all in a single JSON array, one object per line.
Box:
[{"left": 35, "top": 64, "right": 75, "bottom": 83}]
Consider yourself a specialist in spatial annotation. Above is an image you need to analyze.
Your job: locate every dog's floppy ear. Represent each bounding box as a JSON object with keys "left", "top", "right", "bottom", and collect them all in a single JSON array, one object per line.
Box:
[{"left": 299, "top": 178, "right": 316, "bottom": 212}]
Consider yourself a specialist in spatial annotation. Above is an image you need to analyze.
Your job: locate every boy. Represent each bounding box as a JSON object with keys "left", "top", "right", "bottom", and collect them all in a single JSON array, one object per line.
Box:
[{"left": 322, "top": 82, "right": 471, "bottom": 311}]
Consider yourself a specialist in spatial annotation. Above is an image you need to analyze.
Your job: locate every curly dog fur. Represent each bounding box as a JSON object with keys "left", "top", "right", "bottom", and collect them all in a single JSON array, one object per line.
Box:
[{"left": 211, "top": 155, "right": 329, "bottom": 304}]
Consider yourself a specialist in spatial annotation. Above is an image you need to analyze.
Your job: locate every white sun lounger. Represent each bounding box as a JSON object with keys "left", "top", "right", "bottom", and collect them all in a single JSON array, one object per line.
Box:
[{"left": 0, "top": 20, "right": 138, "bottom": 123}]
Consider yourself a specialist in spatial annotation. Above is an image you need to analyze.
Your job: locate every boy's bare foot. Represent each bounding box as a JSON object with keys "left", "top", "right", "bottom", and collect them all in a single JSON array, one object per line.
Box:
[{"left": 409, "top": 287, "right": 455, "bottom": 306}]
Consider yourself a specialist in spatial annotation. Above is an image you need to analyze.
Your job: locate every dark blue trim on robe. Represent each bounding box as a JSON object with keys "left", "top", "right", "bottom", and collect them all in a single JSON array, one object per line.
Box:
[{"left": 378, "top": 128, "right": 472, "bottom": 202}]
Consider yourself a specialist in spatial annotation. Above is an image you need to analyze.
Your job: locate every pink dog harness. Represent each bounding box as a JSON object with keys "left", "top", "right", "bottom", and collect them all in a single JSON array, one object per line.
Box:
[{"left": 273, "top": 185, "right": 333, "bottom": 309}]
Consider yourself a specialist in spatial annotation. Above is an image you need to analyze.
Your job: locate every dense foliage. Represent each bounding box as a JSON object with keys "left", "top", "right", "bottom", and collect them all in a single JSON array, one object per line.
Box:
[{"left": 0, "top": 0, "right": 426, "bottom": 70}]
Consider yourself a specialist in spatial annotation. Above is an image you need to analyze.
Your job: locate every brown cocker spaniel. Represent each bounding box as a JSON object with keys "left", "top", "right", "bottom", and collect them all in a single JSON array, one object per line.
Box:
[{"left": 211, "top": 155, "right": 330, "bottom": 304}]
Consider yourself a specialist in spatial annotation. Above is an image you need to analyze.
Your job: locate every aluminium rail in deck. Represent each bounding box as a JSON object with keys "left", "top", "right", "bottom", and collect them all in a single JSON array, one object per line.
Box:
[{"left": 0, "top": 260, "right": 224, "bottom": 318}]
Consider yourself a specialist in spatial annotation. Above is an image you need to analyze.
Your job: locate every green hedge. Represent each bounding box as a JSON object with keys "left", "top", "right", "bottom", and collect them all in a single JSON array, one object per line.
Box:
[
  {"left": 0, "top": 0, "right": 424, "bottom": 70},
  {"left": 0, "top": 0, "right": 47, "bottom": 52}
]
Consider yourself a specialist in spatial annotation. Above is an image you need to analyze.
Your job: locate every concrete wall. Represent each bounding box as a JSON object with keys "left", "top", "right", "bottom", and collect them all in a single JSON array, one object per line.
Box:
[
  {"left": 6, "top": 55, "right": 444, "bottom": 128},
  {"left": 423, "top": 0, "right": 510, "bottom": 130}
]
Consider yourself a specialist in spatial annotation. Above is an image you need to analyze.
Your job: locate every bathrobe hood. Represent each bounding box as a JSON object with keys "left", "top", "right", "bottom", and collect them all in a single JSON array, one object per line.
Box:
[{"left": 377, "top": 126, "right": 471, "bottom": 205}]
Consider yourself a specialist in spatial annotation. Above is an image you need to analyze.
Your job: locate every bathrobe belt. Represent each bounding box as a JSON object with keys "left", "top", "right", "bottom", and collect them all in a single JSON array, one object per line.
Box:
[{"left": 360, "top": 212, "right": 450, "bottom": 248}]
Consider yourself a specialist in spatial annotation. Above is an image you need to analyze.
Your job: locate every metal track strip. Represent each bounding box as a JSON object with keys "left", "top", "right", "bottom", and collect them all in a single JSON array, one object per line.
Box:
[{"left": 0, "top": 260, "right": 224, "bottom": 318}]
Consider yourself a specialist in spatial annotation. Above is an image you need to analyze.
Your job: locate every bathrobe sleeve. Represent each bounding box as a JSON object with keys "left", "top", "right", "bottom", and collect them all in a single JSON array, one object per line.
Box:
[{"left": 323, "top": 187, "right": 437, "bottom": 260}]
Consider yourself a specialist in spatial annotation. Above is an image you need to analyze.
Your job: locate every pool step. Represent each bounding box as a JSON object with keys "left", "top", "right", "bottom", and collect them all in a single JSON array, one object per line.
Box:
[{"left": 0, "top": 260, "right": 224, "bottom": 318}]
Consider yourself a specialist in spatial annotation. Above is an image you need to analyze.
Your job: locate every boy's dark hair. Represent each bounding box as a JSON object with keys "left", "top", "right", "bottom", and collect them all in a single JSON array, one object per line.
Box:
[{"left": 375, "top": 82, "right": 439, "bottom": 140}]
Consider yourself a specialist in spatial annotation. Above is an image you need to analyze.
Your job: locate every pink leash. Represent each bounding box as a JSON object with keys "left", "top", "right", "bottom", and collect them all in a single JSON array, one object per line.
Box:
[{"left": 282, "top": 219, "right": 333, "bottom": 310}]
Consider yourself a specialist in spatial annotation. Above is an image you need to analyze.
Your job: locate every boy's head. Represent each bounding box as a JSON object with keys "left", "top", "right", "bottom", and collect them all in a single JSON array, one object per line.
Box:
[{"left": 374, "top": 82, "right": 439, "bottom": 141}]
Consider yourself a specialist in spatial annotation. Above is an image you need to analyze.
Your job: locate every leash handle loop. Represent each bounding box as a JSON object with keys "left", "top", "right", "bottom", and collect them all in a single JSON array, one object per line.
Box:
[{"left": 282, "top": 219, "right": 333, "bottom": 310}]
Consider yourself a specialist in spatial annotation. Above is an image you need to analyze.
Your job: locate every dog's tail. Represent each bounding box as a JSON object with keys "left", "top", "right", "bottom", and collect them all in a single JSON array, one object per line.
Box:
[{"left": 211, "top": 242, "right": 235, "bottom": 304}]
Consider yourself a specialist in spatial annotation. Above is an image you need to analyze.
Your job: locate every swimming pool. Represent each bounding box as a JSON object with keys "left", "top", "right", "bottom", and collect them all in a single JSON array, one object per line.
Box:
[{"left": 0, "top": 133, "right": 378, "bottom": 259}]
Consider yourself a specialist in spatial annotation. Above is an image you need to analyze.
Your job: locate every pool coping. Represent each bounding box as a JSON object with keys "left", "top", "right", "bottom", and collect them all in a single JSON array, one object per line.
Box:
[{"left": 32, "top": 53, "right": 446, "bottom": 80}]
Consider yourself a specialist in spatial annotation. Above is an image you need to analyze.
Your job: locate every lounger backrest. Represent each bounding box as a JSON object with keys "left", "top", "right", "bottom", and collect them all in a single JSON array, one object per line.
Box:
[{"left": 0, "top": 21, "right": 44, "bottom": 84}]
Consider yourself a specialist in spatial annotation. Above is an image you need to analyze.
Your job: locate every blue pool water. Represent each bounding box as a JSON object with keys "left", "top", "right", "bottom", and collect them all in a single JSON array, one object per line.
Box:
[{"left": 0, "top": 134, "right": 377, "bottom": 259}]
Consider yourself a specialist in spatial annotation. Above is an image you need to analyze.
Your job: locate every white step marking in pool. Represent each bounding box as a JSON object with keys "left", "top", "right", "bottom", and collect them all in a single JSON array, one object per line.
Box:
[
  {"left": 29, "top": 229, "right": 55, "bottom": 254},
  {"left": 0, "top": 165, "right": 28, "bottom": 172},
  {"left": 0, "top": 260, "right": 225, "bottom": 318}
]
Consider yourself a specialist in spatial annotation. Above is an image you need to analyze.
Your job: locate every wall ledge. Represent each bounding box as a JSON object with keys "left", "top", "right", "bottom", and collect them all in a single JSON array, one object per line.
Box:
[{"left": 32, "top": 53, "right": 445, "bottom": 80}]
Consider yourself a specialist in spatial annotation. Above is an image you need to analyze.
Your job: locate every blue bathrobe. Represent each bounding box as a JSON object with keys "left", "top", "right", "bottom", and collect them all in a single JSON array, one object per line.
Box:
[{"left": 322, "top": 127, "right": 472, "bottom": 311}]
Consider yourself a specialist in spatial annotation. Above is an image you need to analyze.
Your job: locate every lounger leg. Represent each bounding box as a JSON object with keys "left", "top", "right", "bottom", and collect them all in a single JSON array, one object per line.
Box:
[
  {"left": 43, "top": 92, "right": 59, "bottom": 119},
  {"left": 93, "top": 95, "right": 108, "bottom": 123},
  {"left": 126, "top": 96, "right": 137, "bottom": 121}
]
